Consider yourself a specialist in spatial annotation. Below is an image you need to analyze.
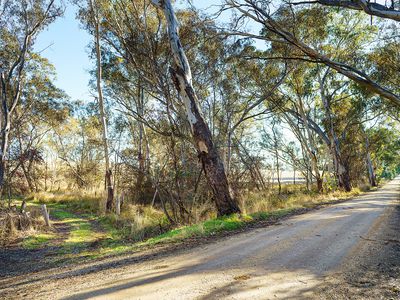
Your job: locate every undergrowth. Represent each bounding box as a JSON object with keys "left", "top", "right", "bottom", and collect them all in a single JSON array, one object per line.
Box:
[{"left": 11, "top": 183, "right": 374, "bottom": 259}]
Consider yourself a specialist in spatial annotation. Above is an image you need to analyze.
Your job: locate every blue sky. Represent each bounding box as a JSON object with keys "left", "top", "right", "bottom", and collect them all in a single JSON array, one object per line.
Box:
[
  {"left": 33, "top": 0, "right": 235, "bottom": 102},
  {"left": 34, "top": 3, "right": 91, "bottom": 101}
]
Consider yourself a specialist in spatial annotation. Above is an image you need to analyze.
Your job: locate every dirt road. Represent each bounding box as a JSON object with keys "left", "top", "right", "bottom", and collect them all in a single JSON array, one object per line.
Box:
[{"left": 1, "top": 179, "right": 399, "bottom": 299}]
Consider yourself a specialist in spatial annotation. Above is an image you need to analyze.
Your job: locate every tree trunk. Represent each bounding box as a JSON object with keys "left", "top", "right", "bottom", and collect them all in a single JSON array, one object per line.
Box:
[
  {"left": 319, "top": 73, "right": 352, "bottom": 192},
  {"left": 0, "top": 106, "right": 11, "bottom": 196},
  {"left": 226, "top": 131, "right": 232, "bottom": 177},
  {"left": 136, "top": 82, "right": 146, "bottom": 201},
  {"left": 366, "top": 153, "right": 376, "bottom": 187},
  {"left": 364, "top": 132, "right": 377, "bottom": 187},
  {"left": 169, "top": 135, "right": 187, "bottom": 221},
  {"left": 276, "top": 153, "right": 281, "bottom": 194},
  {"left": 305, "top": 169, "right": 310, "bottom": 191},
  {"left": 20, "top": 161, "right": 35, "bottom": 193},
  {"left": 316, "top": 177, "right": 323, "bottom": 193},
  {"left": 272, "top": 124, "right": 282, "bottom": 195},
  {"left": 16, "top": 129, "right": 35, "bottom": 193},
  {"left": 44, "top": 160, "right": 48, "bottom": 191},
  {"left": 151, "top": 0, "right": 240, "bottom": 216},
  {"left": 20, "top": 200, "right": 27, "bottom": 213},
  {"left": 90, "top": 0, "right": 114, "bottom": 212},
  {"left": 330, "top": 140, "right": 351, "bottom": 191},
  {"left": 293, "top": 168, "right": 296, "bottom": 185},
  {"left": 298, "top": 98, "right": 323, "bottom": 193}
]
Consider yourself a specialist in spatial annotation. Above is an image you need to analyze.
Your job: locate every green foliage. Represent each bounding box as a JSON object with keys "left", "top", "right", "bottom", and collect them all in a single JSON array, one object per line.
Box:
[
  {"left": 145, "top": 214, "right": 250, "bottom": 245},
  {"left": 368, "top": 123, "right": 400, "bottom": 179}
]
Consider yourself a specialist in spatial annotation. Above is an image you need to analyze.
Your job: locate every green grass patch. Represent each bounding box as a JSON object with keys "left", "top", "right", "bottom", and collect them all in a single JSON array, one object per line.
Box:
[
  {"left": 22, "top": 233, "right": 56, "bottom": 249},
  {"left": 50, "top": 208, "right": 77, "bottom": 220},
  {"left": 60, "top": 218, "right": 108, "bottom": 255},
  {"left": 145, "top": 213, "right": 261, "bottom": 245},
  {"left": 251, "top": 208, "right": 296, "bottom": 221},
  {"left": 65, "top": 221, "right": 92, "bottom": 244}
]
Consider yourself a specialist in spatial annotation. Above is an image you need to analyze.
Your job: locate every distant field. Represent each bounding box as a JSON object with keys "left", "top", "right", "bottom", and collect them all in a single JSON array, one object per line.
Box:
[{"left": 266, "top": 171, "right": 306, "bottom": 184}]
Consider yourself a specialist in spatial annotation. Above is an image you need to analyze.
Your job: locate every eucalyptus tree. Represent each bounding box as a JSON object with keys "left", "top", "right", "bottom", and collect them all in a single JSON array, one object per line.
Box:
[
  {"left": 150, "top": 0, "right": 241, "bottom": 216},
  {"left": 81, "top": 0, "right": 245, "bottom": 216},
  {"left": 238, "top": 7, "right": 381, "bottom": 190},
  {"left": 280, "top": 66, "right": 325, "bottom": 192},
  {"left": 208, "top": 42, "right": 285, "bottom": 177},
  {"left": 90, "top": 0, "right": 221, "bottom": 218},
  {"left": 224, "top": 0, "right": 400, "bottom": 108},
  {"left": 0, "top": 0, "right": 62, "bottom": 196},
  {"left": 85, "top": 0, "right": 114, "bottom": 212},
  {"left": 10, "top": 55, "right": 69, "bottom": 193}
]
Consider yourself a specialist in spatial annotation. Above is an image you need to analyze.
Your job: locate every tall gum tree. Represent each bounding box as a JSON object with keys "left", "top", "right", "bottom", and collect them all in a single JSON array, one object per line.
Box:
[
  {"left": 88, "top": 0, "right": 114, "bottom": 212},
  {"left": 150, "top": 0, "right": 241, "bottom": 216}
]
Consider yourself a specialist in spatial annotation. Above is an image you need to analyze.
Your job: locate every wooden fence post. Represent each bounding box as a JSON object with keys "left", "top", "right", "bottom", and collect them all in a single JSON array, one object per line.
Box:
[{"left": 41, "top": 204, "right": 50, "bottom": 227}]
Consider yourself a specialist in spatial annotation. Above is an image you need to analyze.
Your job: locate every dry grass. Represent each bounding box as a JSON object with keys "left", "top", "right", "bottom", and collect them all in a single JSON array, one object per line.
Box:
[
  {"left": 102, "top": 204, "right": 169, "bottom": 241},
  {"left": 27, "top": 190, "right": 103, "bottom": 213},
  {"left": 190, "top": 201, "right": 216, "bottom": 223},
  {"left": 243, "top": 185, "right": 364, "bottom": 215},
  {"left": 0, "top": 207, "right": 46, "bottom": 247}
]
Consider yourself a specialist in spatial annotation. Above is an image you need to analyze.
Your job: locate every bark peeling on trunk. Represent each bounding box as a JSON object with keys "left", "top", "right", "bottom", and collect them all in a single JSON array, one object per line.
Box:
[{"left": 151, "top": 0, "right": 240, "bottom": 216}]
